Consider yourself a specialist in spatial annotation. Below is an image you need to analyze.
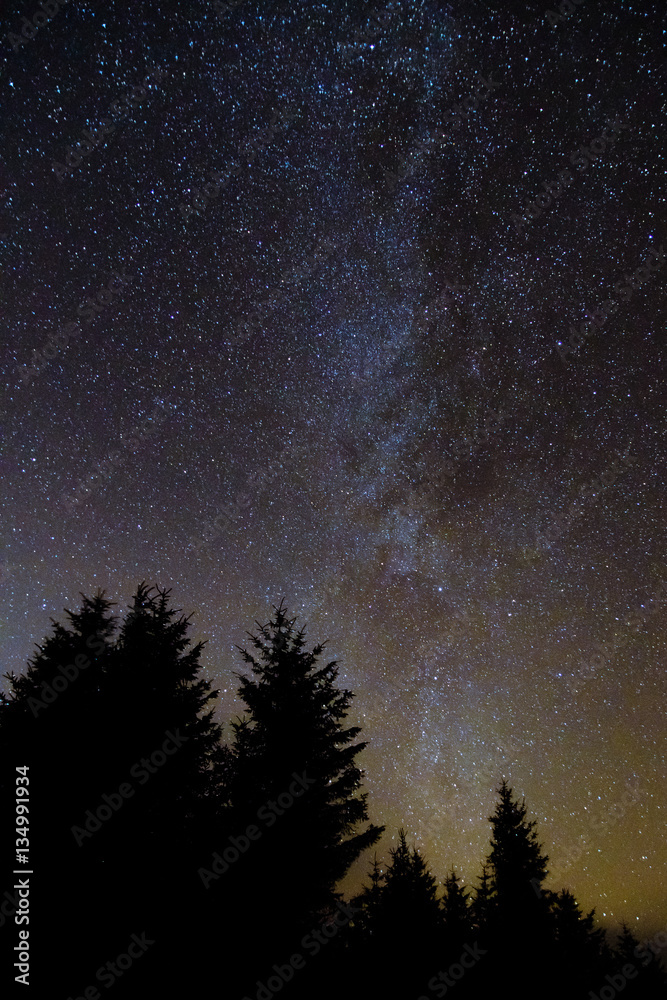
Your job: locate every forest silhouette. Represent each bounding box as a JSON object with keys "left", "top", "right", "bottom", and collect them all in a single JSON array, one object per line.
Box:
[{"left": 0, "top": 585, "right": 664, "bottom": 999}]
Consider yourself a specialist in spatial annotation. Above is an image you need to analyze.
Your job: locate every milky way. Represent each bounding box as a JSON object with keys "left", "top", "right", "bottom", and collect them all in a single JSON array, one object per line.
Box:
[{"left": 1, "top": 0, "right": 665, "bottom": 936}]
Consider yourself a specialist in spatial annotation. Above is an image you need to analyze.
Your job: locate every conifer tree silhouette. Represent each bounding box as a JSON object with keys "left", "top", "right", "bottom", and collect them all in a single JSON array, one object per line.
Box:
[
  {"left": 487, "top": 779, "right": 550, "bottom": 905},
  {"left": 549, "top": 888, "right": 609, "bottom": 996},
  {"left": 95, "top": 583, "right": 226, "bottom": 996},
  {"left": 481, "top": 780, "right": 553, "bottom": 993},
  {"left": 380, "top": 829, "right": 442, "bottom": 939},
  {"left": 217, "top": 600, "right": 383, "bottom": 992},
  {"left": 0, "top": 585, "right": 225, "bottom": 999},
  {"left": 611, "top": 922, "right": 667, "bottom": 999},
  {"left": 349, "top": 852, "right": 384, "bottom": 938},
  {"left": 0, "top": 592, "right": 116, "bottom": 996},
  {"left": 440, "top": 869, "right": 472, "bottom": 959},
  {"left": 470, "top": 860, "right": 493, "bottom": 940},
  {"left": 3, "top": 590, "right": 664, "bottom": 1000},
  {"left": 350, "top": 829, "right": 443, "bottom": 998}
]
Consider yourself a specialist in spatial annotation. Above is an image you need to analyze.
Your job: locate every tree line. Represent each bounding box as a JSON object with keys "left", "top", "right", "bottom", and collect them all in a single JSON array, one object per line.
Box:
[{"left": 0, "top": 585, "right": 663, "bottom": 999}]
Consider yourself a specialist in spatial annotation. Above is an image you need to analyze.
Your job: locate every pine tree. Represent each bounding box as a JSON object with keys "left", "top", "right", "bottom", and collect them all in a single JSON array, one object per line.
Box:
[
  {"left": 550, "top": 889, "right": 609, "bottom": 996},
  {"left": 218, "top": 600, "right": 383, "bottom": 983},
  {"left": 470, "top": 861, "right": 493, "bottom": 938},
  {"left": 350, "top": 829, "right": 444, "bottom": 999},
  {"left": 95, "top": 583, "right": 227, "bottom": 997},
  {"left": 380, "top": 829, "right": 442, "bottom": 940},
  {"left": 0, "top": 592, "right": 116, "bottom": 996},
  {"left": 441, "top": 869, "right": 471, "bottom": 957},
  {"left": 487, "top": 779, "right": 550, "bottom": 905},
  {"left": 101, "top": 583, "right": 225, "bottom": 841},
  {"left": 611, "top": 922, "right": 667, "bottom": 999},
  {"left": 0, "top": 585, "right": 227, "bottom": 998},
  {"left": 350, "top": 853, "right": 385, "bottom": 942},
  {"left": 481, "top": 781, "right": 553, "bottom": 992}
]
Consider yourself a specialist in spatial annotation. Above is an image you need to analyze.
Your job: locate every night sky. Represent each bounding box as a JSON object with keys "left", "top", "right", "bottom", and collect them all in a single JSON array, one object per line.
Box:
[{"left": 1, "top": 0, "right": 665, "bottom": 938}]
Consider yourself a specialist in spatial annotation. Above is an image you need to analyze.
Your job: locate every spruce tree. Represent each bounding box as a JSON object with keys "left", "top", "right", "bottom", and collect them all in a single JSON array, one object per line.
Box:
[
  {"left": 441, "top": 869, "right": 472, "bottom": 958},
  {"left": 470, "top": 861, "right": 493, "bottom": 939},
  {"left": 351, "top": 829, "right": 443, "bottom": 998},
  {"left": 611, "top": 923, "right": 667, "bottom": 999},
  {"left": 95, "top": 583, "right": 226, "bottom": 997},
  {"left": 0, "top": 585, "right": 226, "bottom": 999},
  {"left": 550, "top": 889, "right": 609, "bottom": 996},
  {"left": 350, "top": 853, "right": 385, "bottom": 943},
  {"left": 487, "top": 779, "right": 550, "bottom": 904},
  {"left": 482, "top": 781, "right": 553, "bottom": 992},
  {"left": 0, "top": 592, "right": 116, "bottom": 997},
  {"left": 217, "top": 600, "right": 383, "bottom": 985},
  {"left": 101, "top": 583, "right": 225, "bottom": 843},
  {"left": 380, "top": 829, "right": 442, "bottom": 940}
]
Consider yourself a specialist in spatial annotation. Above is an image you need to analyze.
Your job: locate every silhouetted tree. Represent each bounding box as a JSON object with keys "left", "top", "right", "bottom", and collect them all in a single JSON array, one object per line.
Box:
[
  {"left": 349, "top": 853, "right": 385, "bottom": 941},
  {"left": 469, "top": 861, "right": 493, "bottom": 939},
  {"left": 440, "top": 869, "right": 472, "bottom": 958},
  {"left": 480, "top": 781, "right": 553, "bottom": 993},
  {"left": 487, "top": 779, "right": 550, "bottom": 905},
  {"left": 0, "top": 585, "right": 226, "bottom": 999},
  {"left": 349, "top": 829, "right": 443, "bottom": 998},
  {"left": 217, "top": 600, "right": 383, "bottom": 992},
  {"left": 94, "top": 584, "right": 226, "bottom": 996},
  {"left": 2, "top": 588, "right": 661, "bottom": 1000},
  {"left": 549, "top": 889, "right": 609, "bottom": 996},
  {"left": 0, "top": 592, "right": 116, "bottom": 996},
  {"left": 610, "top": 922, "right": 667, "bottom": 999}
]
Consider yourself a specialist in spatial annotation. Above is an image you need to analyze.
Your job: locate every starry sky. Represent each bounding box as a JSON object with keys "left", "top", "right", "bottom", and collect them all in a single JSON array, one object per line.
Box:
[{"left": 1, "top": 0, "right": 666, "bottom": 938}]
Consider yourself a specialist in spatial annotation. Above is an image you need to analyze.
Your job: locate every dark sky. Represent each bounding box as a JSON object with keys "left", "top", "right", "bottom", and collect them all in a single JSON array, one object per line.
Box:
[{"left": 1, "top": 0, "right": 665, "bottom": 937}]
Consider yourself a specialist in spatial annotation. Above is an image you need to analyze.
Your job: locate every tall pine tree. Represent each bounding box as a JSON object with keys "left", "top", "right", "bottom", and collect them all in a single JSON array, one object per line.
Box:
[
  {"left": 0, "top": 592, "right": 116, "bottom": 996},
  {"left": 95, "top": 584, "right": 226, "bottom": 995},
  {"left": 481, "top": 781, "right": 554, "bottom": 995},
  {"left": 0, "top": 585, "right": 227, "bottom": 999},
  {"left": 215, "top": 600, "right": 383, "bottom": 992}
]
